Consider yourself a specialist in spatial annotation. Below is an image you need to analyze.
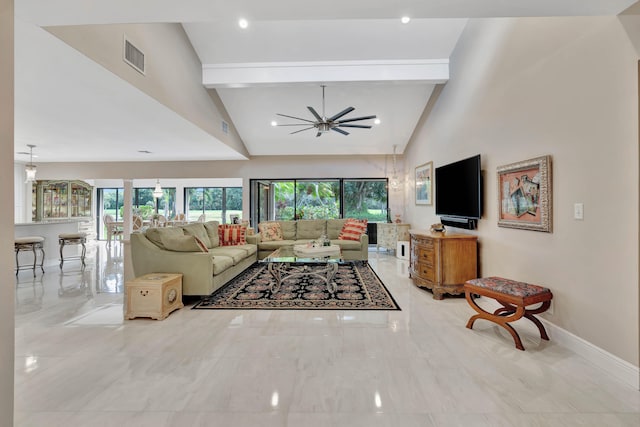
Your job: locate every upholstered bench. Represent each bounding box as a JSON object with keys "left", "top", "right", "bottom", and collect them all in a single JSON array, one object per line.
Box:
[{"left": 464, "top": 277, "right": 553, "bottom": 351}]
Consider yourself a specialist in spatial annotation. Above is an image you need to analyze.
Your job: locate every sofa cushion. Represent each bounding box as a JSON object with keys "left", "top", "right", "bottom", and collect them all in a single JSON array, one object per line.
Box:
[
  {"left": 233, "top": 244, "right": 258, "bottom": 257},
  {"left": 208, "top": 247, "right": 248, "bottom": 264},
  {"left": 339, "top": 218, "right": 368, "bottom": 241},
  {"left": 145, "top": 227, "right": 185, "bottom": 250},
  {"left": 258, "top": 222, "right": 284, "bottom": 242},
  {"left": 296, "top": 220, "right": 326, "bottom": 239},
  {"left": 332, "top": 239, "right": 363, "bottom": 250},
  {"left": 211, "top": 255, "right": 234, "bottom": 275},
  {"left": 161, "top": 234, "right": 209, "bottom": 252},
  {"left": 181, "top": 223, "right": 212, "bottom": 248},
  {"left": 279, "top": 221, "right": 297, "bottom": 240},
  {"left": 203, "top": 221, "right": 220, "bottom": 248},
  {"left": 218, "top": 224, "right": 247, "bottom": 246},
  {"left": 327, "top": 219, "right": 348, "bottom": 240},
  {"left": 258, "top": 240, "right": 296, "bottom": 251}
]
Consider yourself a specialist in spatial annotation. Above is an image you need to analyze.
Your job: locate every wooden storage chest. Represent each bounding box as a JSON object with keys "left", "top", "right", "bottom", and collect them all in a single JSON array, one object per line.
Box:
[
  {"left": 409, "top": 231, "right": 478, "bottom": 300},
  {"left": 125, "top": 273, "right": 183, "bottom": 320}
]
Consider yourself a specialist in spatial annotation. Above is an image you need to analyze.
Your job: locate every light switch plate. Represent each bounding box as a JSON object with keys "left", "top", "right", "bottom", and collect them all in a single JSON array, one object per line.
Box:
[{"left": 574, "top": 203, "right": 584, "bottom": 220}]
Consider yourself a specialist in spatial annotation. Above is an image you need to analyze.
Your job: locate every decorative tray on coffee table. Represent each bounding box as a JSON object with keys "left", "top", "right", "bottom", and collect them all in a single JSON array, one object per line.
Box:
[{"left": 293, "top": 244, "right": 341, "bottom": 257}]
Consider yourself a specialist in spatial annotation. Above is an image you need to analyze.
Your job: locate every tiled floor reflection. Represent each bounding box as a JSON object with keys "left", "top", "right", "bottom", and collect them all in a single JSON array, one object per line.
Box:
[{"left": 14, "top": 242, "right": 640, "bottom": 427}]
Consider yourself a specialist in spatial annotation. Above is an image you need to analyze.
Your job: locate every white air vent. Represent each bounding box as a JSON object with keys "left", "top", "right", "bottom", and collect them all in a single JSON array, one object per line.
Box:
[
  {"left": 123, "top": 36, "right": 145, "bottom": 75},
  {"left": 221, "top": 120, "right": 229, "bottom": 134}
]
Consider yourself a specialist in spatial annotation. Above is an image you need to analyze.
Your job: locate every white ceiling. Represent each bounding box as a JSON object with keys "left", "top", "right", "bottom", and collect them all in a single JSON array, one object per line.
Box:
[{"left": 13, "top": 0, "right": 638, "bottom": 163}]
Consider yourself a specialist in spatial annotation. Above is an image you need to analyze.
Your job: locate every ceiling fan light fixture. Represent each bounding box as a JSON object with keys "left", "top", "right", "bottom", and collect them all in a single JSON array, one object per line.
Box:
[
  {"left": 374, "top": 118, "right": 381, "bottom": 125},
  {"left": 318, "top": 122, "right": 331, "bottom": 133},
  {"left": 275, "top": 85, "right": 377, "bottom": 137}
]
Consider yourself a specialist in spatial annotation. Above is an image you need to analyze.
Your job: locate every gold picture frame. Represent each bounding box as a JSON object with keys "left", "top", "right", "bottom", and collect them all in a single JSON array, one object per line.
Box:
[
  {"left": 497, "top": 155, "right": 552, "bottom": 232},
  {"left": 415, "top": 161, "right": 433, "bottom": 205}
]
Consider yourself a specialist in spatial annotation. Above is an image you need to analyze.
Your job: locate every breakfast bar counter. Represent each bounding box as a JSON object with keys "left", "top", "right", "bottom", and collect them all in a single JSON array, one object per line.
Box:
[{"left": 15, "top": 220, "right": 90, "bottom": 268}]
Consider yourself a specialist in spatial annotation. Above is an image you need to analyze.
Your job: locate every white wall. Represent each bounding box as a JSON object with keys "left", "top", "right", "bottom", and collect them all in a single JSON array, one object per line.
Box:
[
  {"left": 46, "top": 23, "right": 249, "bottom": 157},
  {"left": 14, "top": 164, "right": 26, "bottom": 222},
  {"left": 404, "top": 17, "right": 639, "bottom": 366}
]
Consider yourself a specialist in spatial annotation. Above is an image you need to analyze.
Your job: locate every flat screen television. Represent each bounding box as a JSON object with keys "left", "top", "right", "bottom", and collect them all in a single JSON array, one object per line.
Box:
[{"left": 435, "top": 154, "right": 482, "bottom": 220}]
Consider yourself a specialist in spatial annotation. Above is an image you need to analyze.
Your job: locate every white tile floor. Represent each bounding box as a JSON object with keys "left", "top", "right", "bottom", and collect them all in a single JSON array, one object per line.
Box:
[{"left": 14, "top": 242, "right": 640, "bottom": 426}]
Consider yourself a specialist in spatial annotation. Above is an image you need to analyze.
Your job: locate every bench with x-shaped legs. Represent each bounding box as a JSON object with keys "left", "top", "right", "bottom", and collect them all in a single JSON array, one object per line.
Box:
[{"left": 464, "top": 277, "right": 553, "bottom": 351}]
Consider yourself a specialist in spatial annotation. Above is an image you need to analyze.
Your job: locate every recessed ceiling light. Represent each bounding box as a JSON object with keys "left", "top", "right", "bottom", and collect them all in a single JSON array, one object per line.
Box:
[
  {"left": 271, "top": 121, "right": 278, "bottom": 127},
  {"left": 238, "top": 18, "right": 249, "bottom": 29},
  {"left": 401, "top": 16, "right": 411, "bottom": 24},
  {"left": 374, "top": 118, "right": 381, "bottom": 125}
]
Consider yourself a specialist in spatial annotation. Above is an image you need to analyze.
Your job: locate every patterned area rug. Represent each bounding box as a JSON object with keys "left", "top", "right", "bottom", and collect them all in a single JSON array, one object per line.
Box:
[{"left": 192, "top": 262, "right": 400, "bottom": 310}]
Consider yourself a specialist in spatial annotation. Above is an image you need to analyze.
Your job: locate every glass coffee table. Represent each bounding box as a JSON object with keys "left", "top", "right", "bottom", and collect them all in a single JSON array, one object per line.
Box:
[{"left": 259, "top": 245, "right": 343, "bottom": 295}]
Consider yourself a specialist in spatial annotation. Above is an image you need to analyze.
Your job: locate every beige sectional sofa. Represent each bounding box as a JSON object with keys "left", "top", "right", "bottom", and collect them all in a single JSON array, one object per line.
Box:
[
  {"left": 255, "top": 219, "right": 368, "bottom": 261},
  {"left": 130, "top": 221, "right": 257, "bottom": 296}
]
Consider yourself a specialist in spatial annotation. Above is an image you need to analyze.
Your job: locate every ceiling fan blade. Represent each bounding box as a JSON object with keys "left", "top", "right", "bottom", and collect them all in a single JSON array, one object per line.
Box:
[
  {"left": 331, "top": 127, "right": 349, "bottom": 136},
  {"left": 276, "top": 113, "right": 315, "bottom": 123},
  {"left": 307, "top": 106, "right": 323, "bottom": 122},
  {"left": 328, "top": 107, "right": 355, "bottom": 122},
  {"left": 335, "top": 115, "right": 377, "bottom": 124},
  {"left": 277, "top": 124, "right": 315, "bottom": 126},
  {"left": 338, "top": 124, "right": 372, "bottom": 129},
  {"left": 290, "top": 126, "right": 315, "bottom": 135}
]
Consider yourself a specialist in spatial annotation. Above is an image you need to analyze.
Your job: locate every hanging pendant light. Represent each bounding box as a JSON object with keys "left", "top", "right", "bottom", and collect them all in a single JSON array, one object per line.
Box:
[
  {"left": 389, "top": 144, "right": 400, "bottom": 191},
  {"left": 153, "top": 179, "right": 163, "bottom": 198},
  {"left": 24, "top": 144, "right": 37, "bottom": 183}
]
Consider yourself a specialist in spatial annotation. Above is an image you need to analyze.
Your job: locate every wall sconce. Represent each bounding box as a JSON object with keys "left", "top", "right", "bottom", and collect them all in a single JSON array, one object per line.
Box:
[
  {"left": 24, "top": 144, "right": 37, "bottom": 183},
  {"left": 153, "top": 179, "right": 163, "bottom": 198}
]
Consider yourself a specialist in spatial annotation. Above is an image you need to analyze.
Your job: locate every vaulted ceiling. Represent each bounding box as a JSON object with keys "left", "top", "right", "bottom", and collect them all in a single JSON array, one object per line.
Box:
[{"left": 13, "top": 0, "right": 637, "bottom": 163}]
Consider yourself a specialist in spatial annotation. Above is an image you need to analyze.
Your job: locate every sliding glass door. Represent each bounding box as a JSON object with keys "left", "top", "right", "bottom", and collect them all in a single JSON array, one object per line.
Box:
[
  {"left": 294, "top": 180, "right": 340, "bottom": 220},
  {"left": 343, "top": 179, "right": 388, "bottom": 222},
  {"left": 251, "top": 178, "right": 386, "bottom": 226},
  {"left": 185, "top": 187, "right": 242, "bottom": 223}
]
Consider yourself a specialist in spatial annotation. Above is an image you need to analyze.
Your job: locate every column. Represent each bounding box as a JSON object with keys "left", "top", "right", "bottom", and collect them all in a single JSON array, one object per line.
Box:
[{"left": 0, "top": 0, "right": 14, "bottom": 424}]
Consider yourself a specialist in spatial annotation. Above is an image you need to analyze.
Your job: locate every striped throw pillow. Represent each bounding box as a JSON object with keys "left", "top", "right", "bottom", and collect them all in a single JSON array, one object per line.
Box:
[
  {"left": 218, "top": 224, "right": 247, "bottom": 246},
  {"left": 338, "top": 218, "right": 368, "bottom": 241}
]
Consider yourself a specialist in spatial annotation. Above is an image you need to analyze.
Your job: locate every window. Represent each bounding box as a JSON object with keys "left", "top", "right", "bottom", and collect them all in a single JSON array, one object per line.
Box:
[
  {"left": 97, "top": 187, "right": 177, "bottom": 239},
  {"left": 132, "top": 188, "right": 155, "bottom": 219},
  {"left": 251, "top": 178, "right": 387, "bottom": 225},
  {"left": 343, "top": 179, "right": 388, "bottom": 222},
  {"left": 98, "top": 188, "right": 124, "bottom": 240},
  {"left": 294, "top": 180, "right": 340, "bottom": 220},
  {"left": 133, "top": 188, "right": 176, "bottom": 220},
  {"left": 185, "top": 187, "right": 242, "bottom": 223}
]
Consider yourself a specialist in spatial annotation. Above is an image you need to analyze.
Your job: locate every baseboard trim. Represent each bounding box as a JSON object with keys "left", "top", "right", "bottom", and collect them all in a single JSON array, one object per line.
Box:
[{"left": 542, "top": 318, "right": 639, "bottom": 390}]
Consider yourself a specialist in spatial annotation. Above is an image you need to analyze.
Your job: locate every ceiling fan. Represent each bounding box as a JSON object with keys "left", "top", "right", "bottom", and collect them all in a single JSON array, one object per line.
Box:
[{"left": 275, "top": 85, "right": 377, "bottom": 137}]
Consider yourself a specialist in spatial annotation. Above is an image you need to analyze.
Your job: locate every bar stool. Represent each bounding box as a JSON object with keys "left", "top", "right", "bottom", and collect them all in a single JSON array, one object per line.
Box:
[
  {"left": 58, "top": 232, "right": 87, "bottom": 269},
  {"left": 15, "top": 236, "right": 45, "bottom": 277}
]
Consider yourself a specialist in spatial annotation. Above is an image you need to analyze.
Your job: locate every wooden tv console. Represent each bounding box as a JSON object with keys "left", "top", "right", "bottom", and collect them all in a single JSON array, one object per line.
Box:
[{"left": 409, "top": 230, "right": 478, "bottom": 300}]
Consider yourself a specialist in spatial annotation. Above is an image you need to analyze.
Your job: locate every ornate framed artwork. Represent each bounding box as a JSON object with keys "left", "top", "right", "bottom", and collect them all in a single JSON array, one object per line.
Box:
[
  {"left": 497, "top": 155, "right": 552, "bottom": 232},
  {"left": 415, "top": 161, "right": 433, "bottom": 205}
]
